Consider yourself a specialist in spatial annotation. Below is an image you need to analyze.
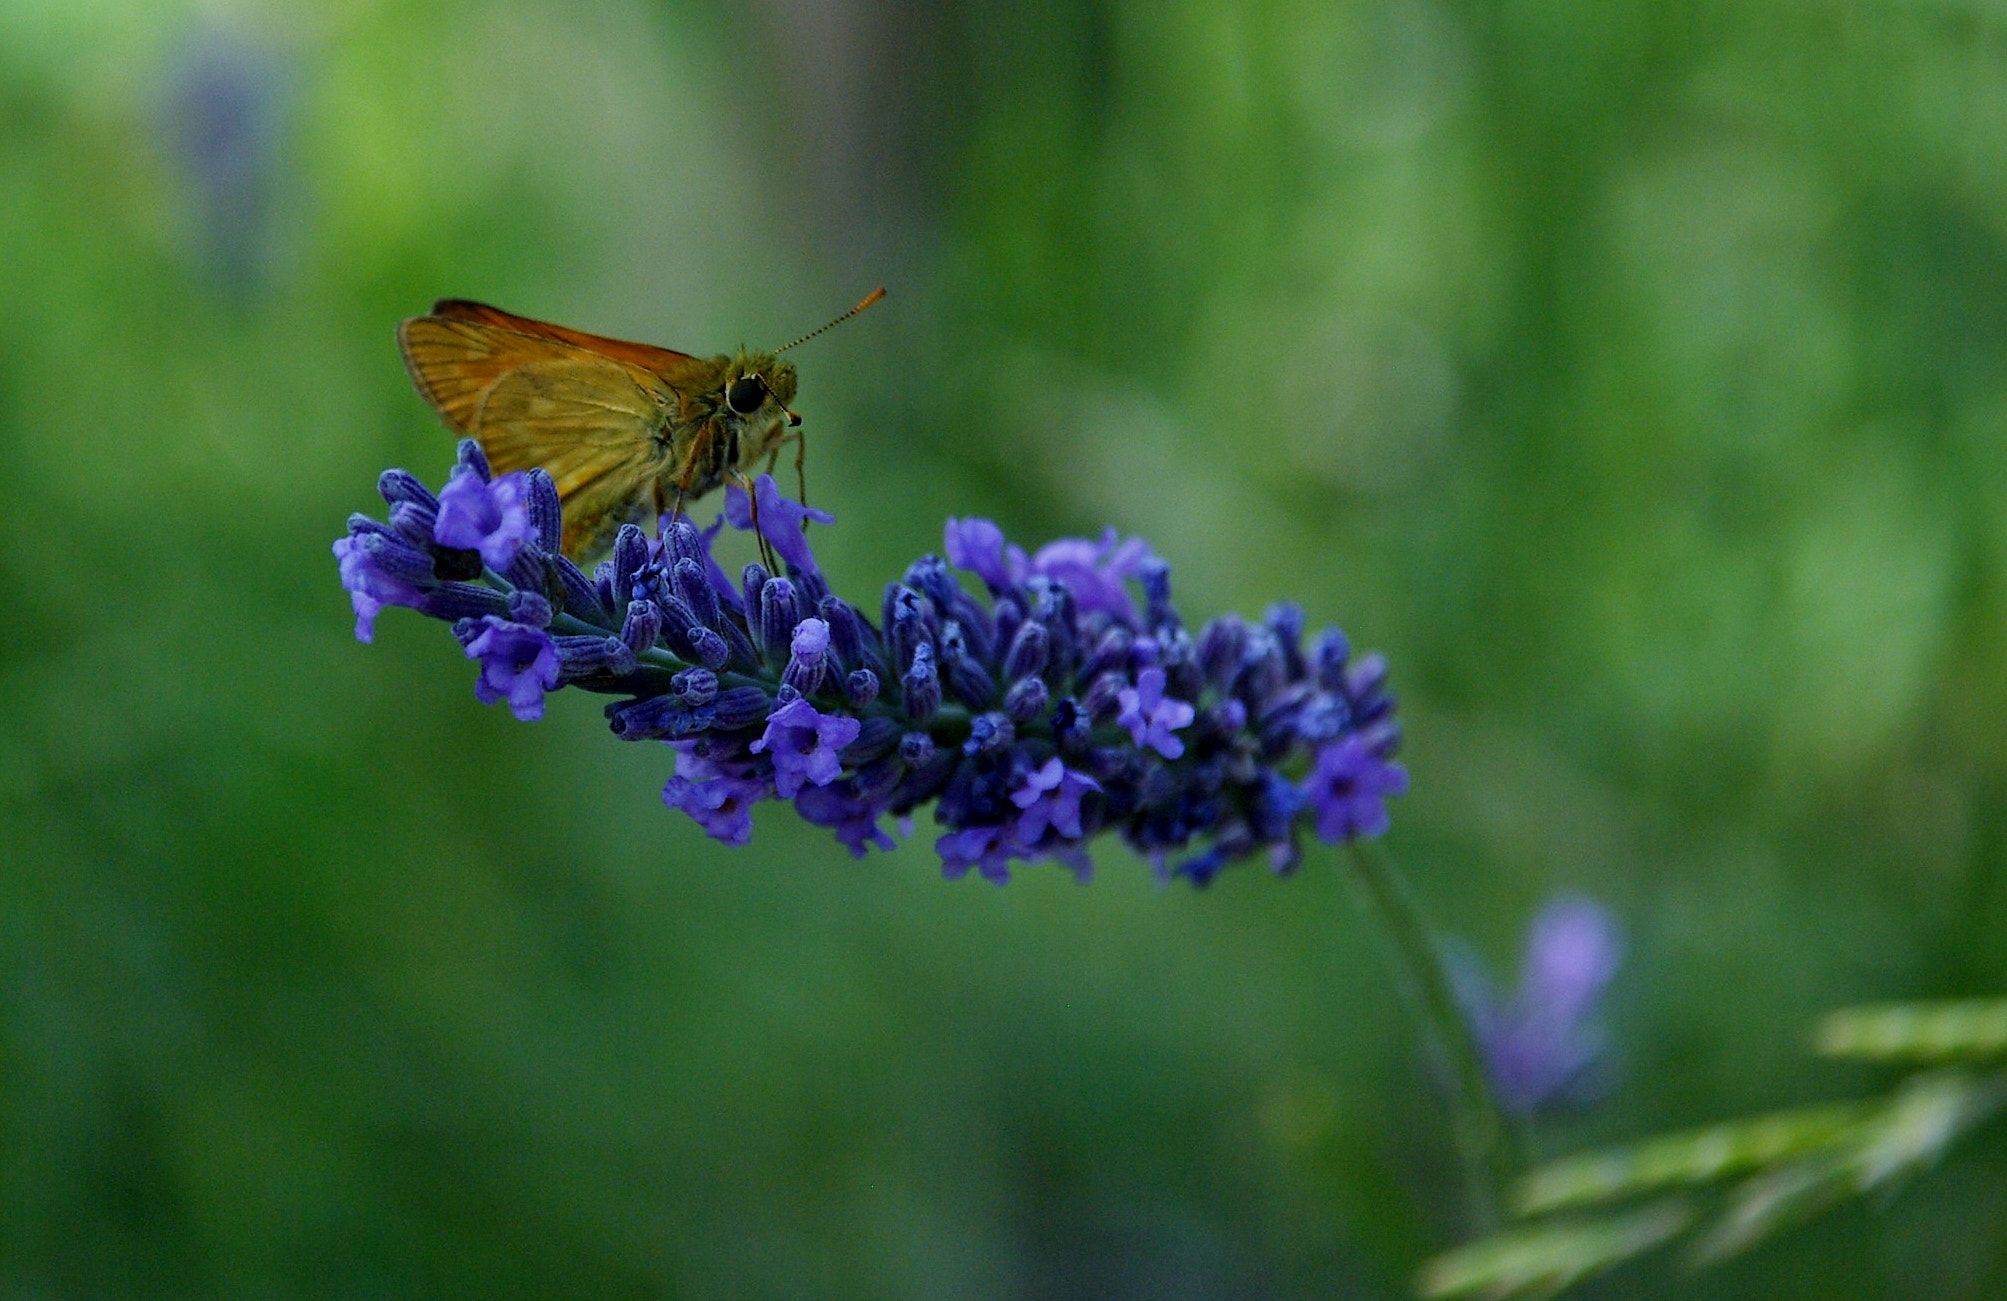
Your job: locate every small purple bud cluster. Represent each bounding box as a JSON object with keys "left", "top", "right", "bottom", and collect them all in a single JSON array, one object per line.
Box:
[{"left": 335, "top": 444, "right": 1407, "bottom": 884}]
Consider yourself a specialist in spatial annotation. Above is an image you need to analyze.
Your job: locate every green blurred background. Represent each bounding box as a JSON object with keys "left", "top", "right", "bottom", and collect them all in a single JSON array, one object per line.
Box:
[{"left": 4, "top": 0, "right": 2006, "bottom": 1295}]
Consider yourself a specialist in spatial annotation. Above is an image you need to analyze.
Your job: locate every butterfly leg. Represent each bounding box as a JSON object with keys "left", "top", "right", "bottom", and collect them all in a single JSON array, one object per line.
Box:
[
  {"left": 669, "top": 420, "right": 717, "bottom": 523},
  {"left": 792, "top": 429, "right": 809, "bottom": 514},
  {"left": 731, "top": 471, "right": 779, "bottom": 574}
]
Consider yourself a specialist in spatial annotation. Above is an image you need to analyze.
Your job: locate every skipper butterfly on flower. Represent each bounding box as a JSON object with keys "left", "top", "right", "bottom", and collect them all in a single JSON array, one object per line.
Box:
[{"left": 397, "top": 290, "right": 884, "bottom": 558}]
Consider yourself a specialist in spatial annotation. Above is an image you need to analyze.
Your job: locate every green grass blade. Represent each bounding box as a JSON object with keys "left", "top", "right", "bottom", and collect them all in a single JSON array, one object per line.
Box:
[
  {"left": 1415, "top": 1201, "right": 1691, "bottom": 1300},
  {"left": 1816, "top": 999, "right": 2007, "bottom": 1062},
  {"left": 1511, "top": 1103, "right": 1871, "bottom": 1217}
]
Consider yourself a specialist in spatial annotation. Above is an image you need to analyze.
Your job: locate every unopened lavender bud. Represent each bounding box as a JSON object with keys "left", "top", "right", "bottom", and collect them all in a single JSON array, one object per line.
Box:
[
  {"left": 1197, "top": 615, "right": 1248, "bottom": 688},
  {"left": 1160, "top": 628, "right": 1202, "bottom": 700},
  {"left": 664, "top": 519, "right": 707, "bottom": 568},
  {"left": 712, "top": 686, "right": 774, "bottom": 730},
  {"left": 944, "top": 648, "right": 997, "bottom": 710},
  {"left": 503, "top": 549, "right": 547, "bottom": 596},
  {"left": 656, "top": 594, "right": 700, "bottom": 655},
  {"left": 378, "top": 468, "right": 439, "bottom": 510},
  {"left": 1140, "top": 556, "right": 1177, "bottom": 631},
  {"left": 988, "top": 589, "right": 1022, "bottom": 647},
  {"left": 690, "top": 627, "right": 731, "bottom": 670},
  {"left": 1265, "top": 602, "right": 1306, "bottom": 677},
  {"left": 819, "top": 596, "right": 864, "bottom": 670},
  {"left": 673, "top": 557, "right": 720, "bottom": 627},
  {"left": 620, "top": 599, "right": 662, "bottom": 654},
  {"left": 1080, "top": 625, "right": 1132, "bottom": 681},
  {"left": 948, "top": 593, "right": 995, "bottom": 663},
  {"left": 556, "top": 634, "right": 631, "bottom": 679},
  {"left": 846, "top": 668, "right": 880, "bottom": 709},
  {"left": 1082, "top": 670, "right": 1129, "bottom": 723},
  {"left": 509, "top": 589, "right": 554, "bottom": 628},
  {"left": 898, "top": 731, "right": 935, "bottom": 766},
  {"left": 840, "top": 715, "right": 903, "bottom": 766},
  {"left": 1238, "top": 628, "right": 1285, "bottom": 706},
  {"left": 1004, "top": 675, "right": 1049, "bottom": 723},
  {"left": 1360, "top": 719, "right": 1402, "bottom": 758},
  {"left": 758, "top": 577, "right": 800, "bottom": 664},
  {"left": 612, "top": 526, "right": 650, "bottom": 608},
  {"left": 903, "top": 555, "right": 960, "bottom": 613},
  {"left": 888, "top": 586, "right": 933, "bottom": 674},
  {"left": 716, "top": 618, "right": 761, "bottom": 672},
  {"left": 453, "top": 437, "right": 491, "bottom": 482},
  {"left": 606, "top": 694, "right": 712, "bottom": 740},
  {"left": 1345, "top": 652, "right": 1392, "bottom": 723},
  {"left": 389, "top": 499, "right": 438, "bottom": 547},
  {"left": 783, "top": 617, "right": 831, "bottom": 695},
  {"left": 548, "top": 555, "right": 605, "bottom": 624},
  {"left": 524, "top": 469, "right": 562, "bottom": 554},
  {"left": 671, "top": 666, "right": 718, "bottom": 706},
  {"left": 902, "top": 642, "right": 941, "bottom": 723},
  {"left": 741, "top": 562, "right": 769, "bottom": 623},
  {"left": 1313, "top": 626, "right": 1351, "bottom": 691},
  {"left": 357, "top": 530, "right": 435, "bottom": 585},
  {"left": 1003, "top": 621, "right": 1049, "bottom": 683},
  {"left": 420, "top": 583, "right": 510, "bottom": 621},
  {"left": 593, "top": 560, "right": 616, "bottom": 610}
]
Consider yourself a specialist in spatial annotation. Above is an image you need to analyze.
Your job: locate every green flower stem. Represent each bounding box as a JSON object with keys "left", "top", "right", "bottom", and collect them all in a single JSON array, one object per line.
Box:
[{"left": 1344, "top": 839, "right": 1522, "bottom": 1233}]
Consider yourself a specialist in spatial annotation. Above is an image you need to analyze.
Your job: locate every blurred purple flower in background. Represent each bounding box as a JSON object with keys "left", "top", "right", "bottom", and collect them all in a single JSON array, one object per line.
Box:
[
  {"left": 1454, "top": 893, "right": 1624, "bottom": 1115},
  {"left": 162, "top": 27, "right": 289, "bottom": 295}
]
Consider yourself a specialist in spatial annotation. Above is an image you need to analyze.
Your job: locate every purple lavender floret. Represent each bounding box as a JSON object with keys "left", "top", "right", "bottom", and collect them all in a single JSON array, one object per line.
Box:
[
  {"left": 462, "top": 616, "right": 560, "bottom": 721},
  {"left": 662, "top": 748, "right": 768, "bottom": 848},
  {"left": 434, "top": 466, "right": 534, "bottom": 571},
  {"left": 1302, "top": 733, "right": 1408, "bottom": 842},
  {"left": 332, "top": 531, "right": 424, "bottom": 642},
  {"left": 1117, "top": 667, "right": 1196, "bottom": 760},
  {"left": 751, "top": 694, "right": 863, "bottom": 799},
  {"left": 335, "top": 452, "right": 1406, "bottom": 884}
]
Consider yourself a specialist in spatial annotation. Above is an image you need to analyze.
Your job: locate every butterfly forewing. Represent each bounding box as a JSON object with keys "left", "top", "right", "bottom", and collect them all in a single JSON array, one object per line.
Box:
[{"left": 426, "top": 300, "right": 709, "bottom": 380}]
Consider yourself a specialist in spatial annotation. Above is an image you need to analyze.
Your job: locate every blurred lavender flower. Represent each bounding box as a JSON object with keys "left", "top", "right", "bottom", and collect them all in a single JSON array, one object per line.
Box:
[
  {"left": 335, "top": 442, "right": 1408, "bottom": 884},
  {"left": 162, "top": 29, "right": 288, "bottom": 294},
  {"left": 1454, "top": 894, "right": 1624, "bottom": 1115}
]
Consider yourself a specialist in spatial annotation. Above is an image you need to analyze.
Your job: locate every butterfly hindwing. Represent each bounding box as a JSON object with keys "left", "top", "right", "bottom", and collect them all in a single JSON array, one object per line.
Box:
[{"left": 472, "top": 357, "right": 678, "bottom": 556}]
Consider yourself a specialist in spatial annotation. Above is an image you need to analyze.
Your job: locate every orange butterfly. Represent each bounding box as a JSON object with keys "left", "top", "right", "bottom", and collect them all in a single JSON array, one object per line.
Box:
[{"left": 397, "top": 291, "right": 882, "bottom": 558}]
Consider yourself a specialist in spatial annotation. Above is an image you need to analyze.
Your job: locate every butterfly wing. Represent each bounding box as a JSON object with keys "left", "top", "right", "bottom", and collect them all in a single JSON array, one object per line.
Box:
[
  {"left": 472, "top": 357, "right": 680, "bottom": 557},
  {"left": 426, "top": 299, "right": 710, "bottom": 379},
  {"left": 395, "top": 315, "right": 595, "bottom": 434}
]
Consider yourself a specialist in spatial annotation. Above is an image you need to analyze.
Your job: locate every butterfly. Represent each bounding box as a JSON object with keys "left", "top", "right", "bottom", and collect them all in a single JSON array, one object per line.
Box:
[{"left": 397, "top": 291, "right": 882, "bottom": 558}]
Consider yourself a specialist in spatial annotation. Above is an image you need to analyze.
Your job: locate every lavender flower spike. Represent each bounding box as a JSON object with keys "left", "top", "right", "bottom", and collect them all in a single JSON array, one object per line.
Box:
[
  {"left": 1453, "top": 894, "right": 1624, "bottom": 1115},
  {"left": 336, "top": 462, "right": 1407, "bottom": 885}
]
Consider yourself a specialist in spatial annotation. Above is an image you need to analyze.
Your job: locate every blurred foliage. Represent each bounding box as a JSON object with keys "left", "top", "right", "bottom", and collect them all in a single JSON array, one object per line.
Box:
[
  {"left": 4, "top": 0, "right": 2007, "bottom": 1296},
  {"left": 1421, "top": 997, "right": 2007, "bottom": 1297}
]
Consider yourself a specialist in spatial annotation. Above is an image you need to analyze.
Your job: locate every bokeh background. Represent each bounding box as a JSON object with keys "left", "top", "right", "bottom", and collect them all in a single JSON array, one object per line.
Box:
[{"left": 4, "top": 0, "right": 2007, "bottom": 1295}]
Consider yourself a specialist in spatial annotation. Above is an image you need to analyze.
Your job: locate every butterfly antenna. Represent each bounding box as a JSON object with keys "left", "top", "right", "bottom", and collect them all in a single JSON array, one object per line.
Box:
[{"left": 776, "top": 288, "right": 886, "bottom": 353}]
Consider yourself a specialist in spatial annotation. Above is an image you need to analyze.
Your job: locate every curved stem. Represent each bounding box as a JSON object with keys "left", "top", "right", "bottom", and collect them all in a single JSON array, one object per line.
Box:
[{"left": 1343, "top": 839, "right": 1521, "bottom": 1233}]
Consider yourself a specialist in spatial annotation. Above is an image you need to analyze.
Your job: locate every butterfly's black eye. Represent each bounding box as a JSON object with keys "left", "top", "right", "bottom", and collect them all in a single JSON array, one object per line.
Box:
[{"left": 726, "top": 375, "right": 767, "bottom": 415}]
